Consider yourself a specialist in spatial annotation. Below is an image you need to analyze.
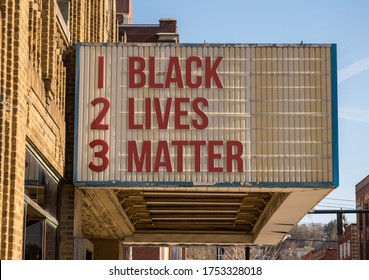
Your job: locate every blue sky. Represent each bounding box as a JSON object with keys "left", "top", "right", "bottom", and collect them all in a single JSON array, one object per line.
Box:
[{"left": 132, "top": 0, "right": 369, "bottom": 224}]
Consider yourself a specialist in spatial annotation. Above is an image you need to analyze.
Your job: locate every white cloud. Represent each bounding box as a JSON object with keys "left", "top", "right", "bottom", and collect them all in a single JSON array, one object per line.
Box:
[
  {"left": 339, "top": 106, "right": 369, "bottom": 123},
  {"left": 338, "top": 56, "right": 369, "bottom": 84}
]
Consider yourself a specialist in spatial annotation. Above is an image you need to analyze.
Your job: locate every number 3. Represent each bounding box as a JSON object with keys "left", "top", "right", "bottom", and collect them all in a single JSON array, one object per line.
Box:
[{"left": 89, "top": 139, "right": 109, "bottom": 172}]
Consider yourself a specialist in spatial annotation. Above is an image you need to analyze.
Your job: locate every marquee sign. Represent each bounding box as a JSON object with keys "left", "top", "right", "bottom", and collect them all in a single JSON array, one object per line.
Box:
[{"left": 74, "top": 43, "right": 338, "bottom": 187}]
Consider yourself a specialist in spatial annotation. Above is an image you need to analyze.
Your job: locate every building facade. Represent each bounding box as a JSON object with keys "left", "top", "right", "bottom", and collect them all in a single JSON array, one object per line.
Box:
[
  {"left": 1, "top": 0, "right": 338, "bottom": 261},
  {"left": 126, "top": 246, "right": 185, "bottom": 260},
  {"left": 0, "top": 0, "right": 180, "bottom": 260},
  {"left": 356, "top": 175, "right": 369, "bottom": 260},
  {"left": 338, "top": 224, "right": 358, "bottom": 260},
  {"left": 116, "top": 0, "right": 178, "bottom": 43},
  {"left": 302, "top": 248, "right": 338, "bottom": 260},
  {"left": 0, "top": 0, "right": 117, "bottom": 260},
  {"left": 118, "top": 18, "right": 178, "bottom": 43}
]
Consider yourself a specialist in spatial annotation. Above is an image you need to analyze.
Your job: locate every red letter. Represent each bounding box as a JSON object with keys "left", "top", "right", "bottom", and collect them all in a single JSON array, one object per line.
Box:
[
  {"left": 205, "top": 57, "right": 223, "bottom": 88},
  {"left": 154, "top": 141, "right": 172, "bottom": 172},
  {"left": 208, "top": 141, "right": 223, "bottom": 172},
  {"left": 154, "top": 98, "right": 172, "bottom": 129},
  {"left": 98, "top": 56, "right": 104, "bottom": 89},
  {"left": 186, "top": 56, "right": 202, "bottom": 88},
  {"left": 128, "top": 141, "right": 151, "bottom": 172},
  {"left": 165, "top": 57, "right": 184, "bottom": 88},
  {"left": 189, "top": 141, "right": 206, "bottom": 172},
  {"left": 145, "top": 98, "right": 151, "bottom": 129},
  {"left": 226, "top": 141, "right": 243, "bottom": 172},
  {"left": 175, "top": 98, "right": 190, "bottom": 129},
  {"left": 149, "top": 57, "right": 164, "bottom": 88},
  {"left": 128, "top": 98, "right": 143, "bottom": 129},
  {"left": 172, "top": 141, "right": 188, "bottom": 172},
  {"left": 129, "top": 57, "right": 146, "bottom": 88},
  {"left": 192, "top": 97, "right": 208, "bottom": 129}
]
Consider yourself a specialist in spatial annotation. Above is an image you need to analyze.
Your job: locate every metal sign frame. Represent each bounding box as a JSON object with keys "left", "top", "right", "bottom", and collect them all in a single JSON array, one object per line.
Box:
[{"left": 73, "top": 43, "right": 338, "bottom": 188}]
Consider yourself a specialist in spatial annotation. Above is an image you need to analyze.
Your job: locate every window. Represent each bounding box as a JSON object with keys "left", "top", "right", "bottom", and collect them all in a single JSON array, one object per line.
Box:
[
  {"left": 24, "top": 219, "right": 43, "bottom": 260},
  {"left": 347, "top": 241, "right": 350, "bottom": 257},
  {"left": 23, "top": 148, "right": 59, "bottom": 260},
  {"left": 216, "top": 247, "right": 224, "bottom": 260},
  {"left": 171, "top": 247, "right": 181, "bottom": 260}
]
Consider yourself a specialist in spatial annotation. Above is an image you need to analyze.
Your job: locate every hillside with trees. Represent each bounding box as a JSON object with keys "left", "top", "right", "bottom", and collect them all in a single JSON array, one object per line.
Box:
[{"left": 186, "top": 221, "right": 339, "bottom": 260}]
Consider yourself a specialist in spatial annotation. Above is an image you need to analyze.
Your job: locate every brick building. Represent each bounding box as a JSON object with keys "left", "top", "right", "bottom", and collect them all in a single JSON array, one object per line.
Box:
[
  {"left": 302, "top": 247, "right": 338, "bottom": 260},
  {"left": 116, "top": 0, "right": 132, "bottom": 25},
  {"left": 338, "top": 224, "right": 358, "bottom": 260},
  {"left": 116, "top": 0, "right": 178, "bottom": 43},
  {"left": 126, "top": 246, "right": 185, "bottom": 260},
  {"left": 0, "top": 0, "right": 180, "bottom": 260},
  {"left": 1, "top": 0, "right": 339, "bottom": 261},
  {"left": 356, "top": 175, "right": 369, "bottom": 259},
  {"left": 0, "top": 0, "right": 117, "bottom": 260},
  {"left": 118, "top": 18, "right": 178, "bottom": 43}
]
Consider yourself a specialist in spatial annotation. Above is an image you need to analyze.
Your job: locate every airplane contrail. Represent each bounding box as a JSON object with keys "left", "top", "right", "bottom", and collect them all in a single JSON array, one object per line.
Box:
[
  {"left": 337, "top": 56, "right": 369, "bottom": 123},
  {"left": 339, "top": 106, "right": 369, "bottom": 123},
  {"left": 338, "top": 56, "right": 369, "bottom": 84}
]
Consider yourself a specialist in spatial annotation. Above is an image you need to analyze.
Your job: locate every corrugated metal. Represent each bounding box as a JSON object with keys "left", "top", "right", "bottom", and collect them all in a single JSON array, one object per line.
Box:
[
  {"left": 251, "top": 46, "right": 333, "bottom": 183},
  {"left": 74, "top": 44, "right": 336, "bottom": 186}
]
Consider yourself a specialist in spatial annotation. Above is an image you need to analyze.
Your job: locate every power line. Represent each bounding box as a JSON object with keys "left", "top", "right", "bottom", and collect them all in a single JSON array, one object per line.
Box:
[
  {"left": 318, "top": 201, "right": 356, "bottom": 207},
  {"left": 324, "top": 198, "right": 355, "bottom": 202},
  {"left": 316, "top": 205, "right": 356, "bottom": 210},
  {"left": 282, "top": 239, "right": 337, "bottom": 242},
  {"left": 310, "top": 209, "right": 369, "bottom": 214}
]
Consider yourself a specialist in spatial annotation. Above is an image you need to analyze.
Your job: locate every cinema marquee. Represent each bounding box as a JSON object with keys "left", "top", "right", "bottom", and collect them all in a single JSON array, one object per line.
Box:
[{"left": 74, "top": 43, "right": 338, "bottom": 188}]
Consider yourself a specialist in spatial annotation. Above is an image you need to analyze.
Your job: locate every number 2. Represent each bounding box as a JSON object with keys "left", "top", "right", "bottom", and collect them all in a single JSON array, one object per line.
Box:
[{"left": 91, "top": 97, "right": 110, "bottom": 130}]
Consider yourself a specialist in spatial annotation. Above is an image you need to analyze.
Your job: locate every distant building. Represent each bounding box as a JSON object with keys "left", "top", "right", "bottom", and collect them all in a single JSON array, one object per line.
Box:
[
  {"left": 302, "top": 247, "right": 338, "bottom": 260},
  {"left": 124, "top": 247, "right": 185, "bottom": 260},
  {"left": 117, "top": 0, "right": 178, "bottom": 43},
  {"left": 117, "top": 0, "right": 132, "bottom": 25},
  {"left": 292, "top": 247, "right": 315, "bottom": 259},
  {"left": 302, "top": 241, "right": 338, "bottom": 260},
  {"left": 118, "top": 18, "right": 179, "bottom": 43},
  {"left": 338, "top": 224, "right": 358, "bottom": 260},
  {"left": 356, "top": 175, "right": 369, "bottom": 259}
]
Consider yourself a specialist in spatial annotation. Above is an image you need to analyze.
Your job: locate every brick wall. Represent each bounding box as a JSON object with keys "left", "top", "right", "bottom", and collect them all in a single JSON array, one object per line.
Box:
[
  {"left": 59, "top": 0, "right": 117, "bottom": 259},
  {"left": 58, "top": 47, "right": 76, "bottom": 260},
  {"left": 70, "top": 0, "right": 117, "bottom": 43},
  {"left": 302, "top": 248, "right": 338, "bottom": 260},
  {"left": 0, "top": 0, "right": 29, "bottom": 260},
  {"left": 132, "top": 247, "right": 161, "bottom": 260},
  {"left": 338, "top": 224, "right": 358, "bottom": 260},
  {"left": 119, "top": 18, "right": 178, "bottom": 42},
  {"left": 0, "top": 0, "right": 117, "bottom": 259},
  {"left": 356, "top": 175, "right": 369, "bottom": 259}
]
